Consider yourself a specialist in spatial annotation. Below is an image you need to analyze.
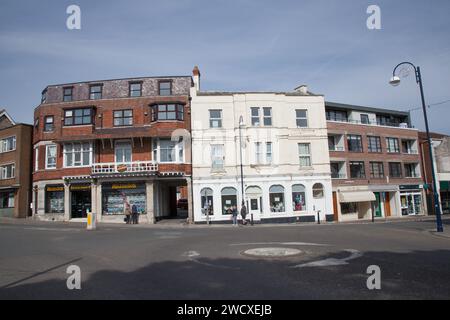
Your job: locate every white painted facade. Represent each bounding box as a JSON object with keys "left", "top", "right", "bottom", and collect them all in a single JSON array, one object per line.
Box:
[{"left": 190, "top": 74, "right": 332, "bottom": 223}]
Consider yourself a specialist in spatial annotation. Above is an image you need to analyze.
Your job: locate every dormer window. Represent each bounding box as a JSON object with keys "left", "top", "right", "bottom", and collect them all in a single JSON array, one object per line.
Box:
[
  {"left": 158, "top": 81, "right": 172, "bottom": 96},
  {"left": 63, "top": 87, "right": 73, "bottom": 102},
  {"left": 129, "top": 82, "right": 142, "bottom": 97},
  {"left": 89, "top": 85, "right": 102, "bottom": 100}
]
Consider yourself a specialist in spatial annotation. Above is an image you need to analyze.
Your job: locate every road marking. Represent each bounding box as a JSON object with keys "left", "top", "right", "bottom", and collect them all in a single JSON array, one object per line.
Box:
[
  {"left": 182, "top": 251, "right": 239, "bottom": 270},
  {"left": 291, "top": 249, "right": 362, "bottom": 268},
  {"left": 230, "top": 242, "right": 327, "bottom": 247},
  {"left": 183, "top": 251, "right": 200, "bottom": 258}
]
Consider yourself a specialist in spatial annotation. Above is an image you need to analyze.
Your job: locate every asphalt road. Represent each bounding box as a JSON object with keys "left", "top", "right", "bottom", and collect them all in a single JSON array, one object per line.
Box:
[{"left": 0, "top": 218, "right": 450, "bottom": 300}]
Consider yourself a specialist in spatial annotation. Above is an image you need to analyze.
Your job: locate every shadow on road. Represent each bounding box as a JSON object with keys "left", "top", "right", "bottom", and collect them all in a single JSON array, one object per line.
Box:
[{"left": 1, "top": 249, "right": 449, "bottom": 300}]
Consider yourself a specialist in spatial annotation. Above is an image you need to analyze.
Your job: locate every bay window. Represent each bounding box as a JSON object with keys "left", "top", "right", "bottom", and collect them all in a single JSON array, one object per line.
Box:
[
  {"left": 63, "top": 142, "right": 93, "bottom": 167},
  {"left": 153, "top": 138, "right": 184, "bottom": 163},
  {"left": 45, "top": 145, "right": 57, "bottom": 169}
]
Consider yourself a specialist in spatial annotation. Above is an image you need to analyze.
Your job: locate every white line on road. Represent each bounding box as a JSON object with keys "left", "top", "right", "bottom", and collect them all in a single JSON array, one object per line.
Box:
[
  {"left": 290, "top": 249, "right": 362, "bottom": 268},
  {"left": 230, "top": 242, "right": 327, "bottom": 247}
]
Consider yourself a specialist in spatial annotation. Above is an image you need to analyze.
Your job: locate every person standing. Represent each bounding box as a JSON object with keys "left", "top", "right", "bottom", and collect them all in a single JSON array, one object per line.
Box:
[
  {"left": 240, "top": 201, "right": 247, "bottom": 225},
  {"left": 232, "top": 205, "right": 238, "bottom": 226},
  {"left": 124, "top": 201, "right": 132, "bottom": 224}
]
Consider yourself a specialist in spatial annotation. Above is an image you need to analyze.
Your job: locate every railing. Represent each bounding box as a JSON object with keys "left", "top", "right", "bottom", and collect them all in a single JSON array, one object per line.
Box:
[
  {"left": 402, "top": 149, "right": 418, "bottom": 155},
  {"left": 92, "top": 161, "right": 158, "bottom": 175},
  {"left": 331, "top": 173, "right": 347, "bottom": 179},
  {"left": 329, "top": 146, "right": 344, "bottom": 152},
  {"left": 327, "top": 118, "right": 412, "bottom": 128}
]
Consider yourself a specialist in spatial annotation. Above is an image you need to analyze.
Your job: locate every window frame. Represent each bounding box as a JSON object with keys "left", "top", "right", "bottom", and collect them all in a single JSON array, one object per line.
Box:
[
  {"left": 210, "top": 144, "right": 225, "bottom": 170},
  {"left": 347, "top": 134, "right": 363, "bottom": 152},
  {"left": 113, "top": 109, "right": 133, "bottom": 127},
  {"left": 298, "top": 143, "right": 312, "bottom": 167},
  {"left": 63, "top": 142, "right": 93, "bottom": 168},
  {"left": 89, "top": 84, "right": 103, "bottom": 100},
  {"left": 209, "top": 109, "right": 222, "bottom": 128},
  {"left": 360, "top": 114, "right": 370, "bottom": 124},
  {"left": 349, "top": 161, "right": 366, "bottom": 179},
  {"left": 386, "top": 137, "right": 400, "bottom": 153},
  {"left": 44, "top": 115, "right": 55, "bottom": 132},
  {"left": 63, "top": 86, "right": 73, "bottom": 102},
  {"left": 296, "top": 109, "right": 308, "bottom": 128},
  {"left": 64, "top": 108, "right": 93, "bottom": 126},
  {"left": 158, "top": 80, "right": 172, "bottom": 96},
  {"left": 45, "top": 144, "right": 57, "bottom": 170},
  {"left": 370, "top": 162, "right": 385, "bottom": 178},
  {"left": 0, "top": 163, "right": 15, "bottom": 180},
  {"left": 266, "top": 142, "right": 272, "bottom": 164},
  {"left": 153, "top": 138, "right": 184, "bottom": 164},
  {"left": 251, "top": 107, "right": 260, "bottom": 126},
  {"left": 152, "top": 104, "right": 184, "bottom": 122},
  {"left": 0, "top": 136, "right": 16, "bottom": 153},
  {"left": 389, "top": 162, "right": 402, "bottom": 178},
  {"left": 129, "top": 82, "right": 142, "bottom": 97},
  {"left": 367, "top": 136, "right": 382, "bottom": 153},
  {"left": 263, "top": 107, "right": 272, "bottom": 126}
]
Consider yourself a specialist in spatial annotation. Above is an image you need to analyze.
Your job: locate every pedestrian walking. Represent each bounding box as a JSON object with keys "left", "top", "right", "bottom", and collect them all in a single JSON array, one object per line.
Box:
[
  {"left": 240, "top": 201, "right": 247, "bottom": 225},
  {"left": 131, "top": 203, "right": 139, "bottom": 224},
  {"left": 124, "top": 202, "right": 132, "bottom": 224},
  {"left": 232, "top": 205, "right": 238, "bottom": 226}
]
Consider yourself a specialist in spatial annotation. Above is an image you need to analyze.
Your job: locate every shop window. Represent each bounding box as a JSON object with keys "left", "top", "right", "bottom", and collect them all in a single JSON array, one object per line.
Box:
[
  {"left": 102, "top": 183, "right": 146, "bottom": 215},
  {"left": 341, "top": 202, "right": 357, "bottom": 214},
  {"left": 269, "top": 185, "right": 285, "bottom": 212},
  {"left": 0, "top": 192, "right": 14, "bottom": 208},
  {"left": 45, "top": 185, "right": 64, "bottom": 213},
  {"left": 221, "top": 187, "right": 237, "bottom": 215},
  {"left": 312, "top": 183, "right": 324, "bottom": 198},
  {"left": 292, "top": 184, "right": 306, "bottom": 211},
  {"left": 201, "top": 188, "right": 214, "bottom": 215}
]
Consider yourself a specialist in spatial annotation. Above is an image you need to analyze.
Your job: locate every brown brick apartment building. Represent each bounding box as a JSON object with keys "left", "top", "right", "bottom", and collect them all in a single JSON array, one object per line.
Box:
[
  {"left": 326, "top": 102, "right": 425, "bottom": 222},
  {"left": 32, "top": 75, "right": 193, "bottom": 223},
  {"left": 0, "top": 110, "right": 33, "bottom": 218}
]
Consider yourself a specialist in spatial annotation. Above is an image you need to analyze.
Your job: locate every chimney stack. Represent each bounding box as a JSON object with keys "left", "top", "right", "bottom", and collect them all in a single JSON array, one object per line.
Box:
[{"left": 193, "top": 66, "right": 201, "bottom": 91}]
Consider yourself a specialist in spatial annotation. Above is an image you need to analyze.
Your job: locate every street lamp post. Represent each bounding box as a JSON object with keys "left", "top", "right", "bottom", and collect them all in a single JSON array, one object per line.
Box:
[
  {"left": 238, "top": 116, "right": 249, "bottom": 223},
  {"left": 389, "top": 62, "right": 444, "bottom": 232}
]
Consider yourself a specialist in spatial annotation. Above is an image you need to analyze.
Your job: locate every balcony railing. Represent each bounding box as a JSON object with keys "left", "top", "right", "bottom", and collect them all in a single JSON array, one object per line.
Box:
[
  {"left": 327, "top": 118, "right": 412, "bottom": 128},
  {"left": 331, "top": 173, "right": 347, "bottom": 179},
  {"left": 329, "top": 146, "right": 345, "bottom": 152},
  {"left": 92, "top": 161, "right": 158, "bottom": 175}
]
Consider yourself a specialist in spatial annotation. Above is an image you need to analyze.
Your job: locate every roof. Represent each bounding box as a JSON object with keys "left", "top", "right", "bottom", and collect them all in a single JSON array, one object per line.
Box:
[
  {"left": 197, "top": 90, "right": 322, "bottom": 97},
  {"left": 325, "top": 101, "right": 410, "bottom": 117},
  {"left": 44, "top": 75, "right": 193, "bottom": 90}
]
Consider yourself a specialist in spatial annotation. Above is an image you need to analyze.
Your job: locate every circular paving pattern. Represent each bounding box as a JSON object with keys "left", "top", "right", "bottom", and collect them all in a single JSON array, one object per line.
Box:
[{"left": 242, "top": 247, "right": 302, "bottom": 258}]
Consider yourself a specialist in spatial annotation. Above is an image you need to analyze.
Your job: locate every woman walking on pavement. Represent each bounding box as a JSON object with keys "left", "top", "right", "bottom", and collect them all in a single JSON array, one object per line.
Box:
[{"left": 240, "top": 201, "right": 247, "bottom": 225}]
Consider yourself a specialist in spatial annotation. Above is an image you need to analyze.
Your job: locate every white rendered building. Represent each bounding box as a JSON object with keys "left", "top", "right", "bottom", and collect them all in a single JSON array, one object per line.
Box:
[{"left": 190, "top": 67, "right": 332, "bottom": 224}]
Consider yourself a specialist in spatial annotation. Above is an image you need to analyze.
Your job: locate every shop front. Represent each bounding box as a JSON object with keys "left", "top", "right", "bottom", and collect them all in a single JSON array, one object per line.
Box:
[
  {"left": 439, "top": 181, "right": 450, "bottom": 214},
  {"left": 102, "top": 182, "right": 146, "bottom": 216},
  {"left": 70, "top": 184, "right": 91, "bottom": 219},
  {"left": 400, "top": 185, "right": 424, "bottom": 216},
  {"left": 45, "top": 185, "right": 65, "bottom": 214}
]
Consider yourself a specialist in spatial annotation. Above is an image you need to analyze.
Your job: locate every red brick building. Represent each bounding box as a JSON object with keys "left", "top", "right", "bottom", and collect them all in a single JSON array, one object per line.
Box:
[
  {"left": 32, "top": 75, "right": 193, "bottom": 223},
  {"left": 0, "top": 110, "right": 33, "bottom": 218},
  {"left": 326, "top": 102, "right": 425, "bottom": 221}
]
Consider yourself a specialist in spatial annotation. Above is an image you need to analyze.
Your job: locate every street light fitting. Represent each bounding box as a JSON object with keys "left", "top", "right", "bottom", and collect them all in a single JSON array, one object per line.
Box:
[{"left": 389, "top": 76, "right": 401, "bottom": 86}]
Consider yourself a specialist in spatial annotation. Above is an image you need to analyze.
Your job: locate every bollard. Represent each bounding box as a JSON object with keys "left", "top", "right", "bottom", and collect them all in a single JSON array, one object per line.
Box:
[
  {"left": 87, "top": 210, "right": 96, "bottom": 231},
  {"left": 251, "top": 213, "right": 254, "bottom": 226},
  {"left": 317, "top": 210, "right": 321, "bottom": 225}
]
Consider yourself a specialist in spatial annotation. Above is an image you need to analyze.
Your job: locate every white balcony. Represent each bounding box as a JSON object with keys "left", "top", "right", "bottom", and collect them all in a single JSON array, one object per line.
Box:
[{"left": 92, "top": 161, "right": 158, "bottom": 175}]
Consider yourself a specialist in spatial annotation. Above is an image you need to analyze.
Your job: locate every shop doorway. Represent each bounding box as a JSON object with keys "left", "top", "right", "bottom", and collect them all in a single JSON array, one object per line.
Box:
[
  {"left": 373, "top": 192, "right": 383, "bottom": 218},
  {"left": 71, "top": 189, "right": 91, "bottom": 219},
  {"left": 157, "top": 180, "right": 189, "bottom": 221}
]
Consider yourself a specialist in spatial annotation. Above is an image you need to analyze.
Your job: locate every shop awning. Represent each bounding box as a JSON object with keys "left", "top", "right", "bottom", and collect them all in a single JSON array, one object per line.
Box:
[
  {"left": 440, "top": 181, "right": 450, "bottom": 190},
  {"left": 339, "top": 191, "right": 376, "bottom": 203}
]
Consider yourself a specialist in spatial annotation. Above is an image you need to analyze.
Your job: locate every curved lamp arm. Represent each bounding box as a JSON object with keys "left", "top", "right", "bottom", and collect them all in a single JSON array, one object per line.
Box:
[{"left": 392, "top": 61, "right": 420, "bottom": 83}]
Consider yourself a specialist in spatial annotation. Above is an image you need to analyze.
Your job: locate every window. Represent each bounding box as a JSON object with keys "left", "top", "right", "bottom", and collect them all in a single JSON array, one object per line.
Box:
[
  {"left": 251, "top": 107, "right": 260, "bottom": 126},
  {"left": 0, "top": 192, "right": 14, "bottom": 208},
  {"left": 0, "top": 164, "right": 15, "bottom": 179},
  {"left": 41, "top": 89, "right": 47, "bottom": 104},
  {"left": 34, "top": 118, "right": 39, "bottom": 131},
  {"left": 221, "top": 187, "right": 237, "bottom": 215},
  {"left": 44, "top": 116, "right": 54, "bottom": 132},
  {"left": 129, "top": 82, "right": 142, "bottom": 97},
  {"left": 0, "top": 136, "right": 16, "bottom": 153},
  {"left": 89, "top": 85, "right": 102, "bottom": 100},
  {"left": 209, "top": 110, "right": 222, "bottom": 128},
  {"left": 266, "top": 142, "right": 272, "bottom": 164},
  {"left": 331, "top": 162, "right": 345, "bottom": 179},
  {"left": 159, "top": 81, "right": 172, "bottom": 96},
  {"left": 402, "top": 140, "right": 417, "bottom": 154},
  {"left": 45, "top": 185, "right": 64, "bottom": 214},
  {"left": 292, "top": 184, "right": 306, "bottom": 211},
  {"left": 200, "top": 188, "right": 214, "bottom": 216},
  {"left": 298, "top": 143, "right": 311, "bottom": 167},
  {"left": 45, "top": 145, "right": 57, "bottom": 169},
  {"left": 350, "top": 161, "right": 365, "bottom": 178},
  {"left": 263, "top": 107, "right": 272, "bottom": 126},
  {"left": 153, "top": 138, "right": 183, "bottom": 163},
  {"left": 152, "top": 104, "right": 184, "bottom": 121},
  {"left": 360, "top": 114, "right": 370, "bottom": 124},
  {"left": 269, "top": 185, "right": 285, "bottom": 212},
  {"left": 405, "top": 163, "right": 419, "bottom": 178},
  {"left": 389, "top": 162, "right": 402, "bottom": 178},
  {"left": 64, "top": 108, "right": 92, "bottom": 126},
  {"left": 113, "top": 110, "right": 133, "bottom": 126},
  {"left": 386, "top": 138, "right": 400, "bottom": 153},
  {"left": 341, "top": 202, "right": 357, "bottom": 214},
  {"left": 296, "top": 109, "right": 308, "bottom": 128},
  {"left": 367, "top": 136, "right": 382, "bottom": 153},
  {"left": 255, "top": 142, "right": 263, "bottom": 164},
  {"left": 326, "top": 110, "right": 347, "bottom": 122},
  {"left": 63, "top": 87, "right": 73, "bottom": 102},
  {"left": 35, "top": 147, "right": 39, "bottom": 171},
  {"left": 347, "top": 135, "right": 363, "bottom": 152},
  {"left": 370, "top": 162, "right": 384, "bottom": 178},
  {"left": 114, "top": 141, "right": 132, "bottom": 163},
  {"left": 211, "top": 144, "right": 224, "bottom": 170},
  {"left": 63, "top": 142, "right": 92, "bottom": 167},
  {"left": 312, "top": 183, "right": 324, "bottom": 198}
]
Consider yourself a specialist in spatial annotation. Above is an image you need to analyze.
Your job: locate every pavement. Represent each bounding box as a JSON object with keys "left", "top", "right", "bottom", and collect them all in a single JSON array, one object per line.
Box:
[{"left": 0, "top": 216, "right": 450, "bottom": 299}]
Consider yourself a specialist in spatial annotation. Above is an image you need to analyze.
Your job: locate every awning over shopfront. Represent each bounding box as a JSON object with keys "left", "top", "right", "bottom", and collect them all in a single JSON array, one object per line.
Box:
[
  {"left": 440, "top": 181, "right": 450, "bottom": 190},
  {"left": 339, "top": 190, "right": 376, "bottom": 203}
]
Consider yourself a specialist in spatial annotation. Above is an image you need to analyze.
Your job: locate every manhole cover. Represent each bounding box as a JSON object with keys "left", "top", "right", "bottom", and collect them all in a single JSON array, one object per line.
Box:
[{"left": 242, "top": 247, "right": 302, "bottom": 258}]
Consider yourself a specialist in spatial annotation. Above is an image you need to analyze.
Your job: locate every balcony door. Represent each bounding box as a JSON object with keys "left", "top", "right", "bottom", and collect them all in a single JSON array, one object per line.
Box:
[{"left": 115, "top": 140, "right": 132, "bottom": 163}]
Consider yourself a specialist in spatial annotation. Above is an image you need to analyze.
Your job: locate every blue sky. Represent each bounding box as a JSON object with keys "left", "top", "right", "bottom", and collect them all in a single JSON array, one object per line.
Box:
[{"left": 1, "top": 0, "right": 450, "bottom": 133}]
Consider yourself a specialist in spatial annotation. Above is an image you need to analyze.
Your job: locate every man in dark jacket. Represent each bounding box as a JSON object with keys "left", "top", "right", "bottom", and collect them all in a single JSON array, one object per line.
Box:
[
  {"left": 240, "top": 201, "right": 247, "bottom": 225},
  {"left": 131, "top": 204, "right": 139, "bottom": 224}
]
